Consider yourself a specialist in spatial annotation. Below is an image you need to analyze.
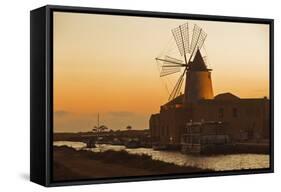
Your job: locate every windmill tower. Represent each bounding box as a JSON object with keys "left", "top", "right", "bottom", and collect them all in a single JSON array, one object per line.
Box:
[{"left": 156, "top": 23, "right": 214, "bottom": 105}]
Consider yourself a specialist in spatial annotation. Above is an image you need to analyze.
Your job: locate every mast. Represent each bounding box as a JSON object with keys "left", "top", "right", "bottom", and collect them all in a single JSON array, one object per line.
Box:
[{"left": 97, "top": 113, "right": 99, "bottom": 128}]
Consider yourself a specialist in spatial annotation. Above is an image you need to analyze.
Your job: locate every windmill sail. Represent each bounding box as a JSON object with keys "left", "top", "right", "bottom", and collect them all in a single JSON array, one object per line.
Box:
[
  {"left": 160, "top": 56, "right": 183, "bottom": 77},
  {"left": 172, "top": 23, "right": 190, "bottom": 56},
  {"left": 155, "top": 22, "right": 208, "bottom": 101},
  {"left": 189, "top": 25, "right": 207, "bottom": 61},
  {"left": 168, "top": 70, "right": 185, "bottom": 101}
]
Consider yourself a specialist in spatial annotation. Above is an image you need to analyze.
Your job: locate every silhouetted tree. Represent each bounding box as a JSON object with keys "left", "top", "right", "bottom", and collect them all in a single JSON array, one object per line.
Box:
[
  {"left": 93, "top": 125, "right": 108, "bottom": 133},
  {"left": 126, "top": 125, "right": 132, "bottom": 131}
]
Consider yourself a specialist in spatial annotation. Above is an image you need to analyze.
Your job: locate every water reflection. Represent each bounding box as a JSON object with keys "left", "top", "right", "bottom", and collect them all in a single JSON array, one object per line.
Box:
[{"left": 54, "top": 141, "right": 269, "bottom": 171}]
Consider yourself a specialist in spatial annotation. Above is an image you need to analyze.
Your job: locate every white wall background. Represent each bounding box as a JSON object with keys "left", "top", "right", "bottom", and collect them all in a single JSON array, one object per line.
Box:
[{"left": 0, "top": 0, "right": 279, "bottom": 191}]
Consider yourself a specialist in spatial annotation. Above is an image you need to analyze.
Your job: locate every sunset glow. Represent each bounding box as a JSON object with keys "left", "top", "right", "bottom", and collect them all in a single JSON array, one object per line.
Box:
[{"left": 53, "top": 12, "right": 270, "bottom": 132}]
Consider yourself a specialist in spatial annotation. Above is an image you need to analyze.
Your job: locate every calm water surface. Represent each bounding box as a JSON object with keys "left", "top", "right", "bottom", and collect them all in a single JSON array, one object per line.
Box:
[{"left": 54, "top": 141, "right": 269, "bottom": 171}]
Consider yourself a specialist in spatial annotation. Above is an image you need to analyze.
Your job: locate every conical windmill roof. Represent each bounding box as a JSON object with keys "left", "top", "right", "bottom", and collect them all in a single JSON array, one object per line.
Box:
[{"left": 188, "top": 50, "right": 208, "bottom": 71}]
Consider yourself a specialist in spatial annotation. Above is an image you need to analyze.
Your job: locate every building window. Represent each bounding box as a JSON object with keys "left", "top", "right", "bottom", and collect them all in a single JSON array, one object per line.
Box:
[
  {"left": 233, "top": 108, "right": 238, "bottom": 118},
  {"left": 218, "top": 108, "right": 224, "bottom": 119}
]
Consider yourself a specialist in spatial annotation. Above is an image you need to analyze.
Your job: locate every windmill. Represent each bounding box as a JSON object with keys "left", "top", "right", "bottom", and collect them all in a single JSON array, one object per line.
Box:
[{"left": 156, "top": 22, "right": 214, "bottom": 104}]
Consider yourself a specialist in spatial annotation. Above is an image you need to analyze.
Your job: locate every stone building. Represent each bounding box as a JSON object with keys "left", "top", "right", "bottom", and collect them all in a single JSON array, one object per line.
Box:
[
  {"left": 150, "top": 50, "right": 269, "bottom": 146},
  {"left": 150, "top": 93, "right": 269, "bottom": 146}
]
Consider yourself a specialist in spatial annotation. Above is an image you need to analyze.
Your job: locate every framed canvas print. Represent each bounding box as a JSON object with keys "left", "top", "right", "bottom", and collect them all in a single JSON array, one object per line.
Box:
[{"left": 30, "top": 5, "right": 274, "bottom": 187}]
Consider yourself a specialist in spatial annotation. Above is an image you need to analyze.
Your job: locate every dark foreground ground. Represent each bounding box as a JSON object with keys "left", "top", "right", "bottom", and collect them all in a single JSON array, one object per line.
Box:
[{"left": 53, "top": 146, "right": 211, "bottom": 181}]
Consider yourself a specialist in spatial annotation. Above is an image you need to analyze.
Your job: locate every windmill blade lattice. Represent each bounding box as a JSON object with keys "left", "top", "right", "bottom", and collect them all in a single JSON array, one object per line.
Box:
[
  {"left": 160, "top": 56, "right": 183, "bottom": 77},
  {"left": 168, "top": 70, "right": 185, "bottom": 101},
  {"left": 155, "top": 22, "right": 208, "bottom": 101},
  {"left": 172, "top": 23, "right": 190, "bottom": 56},
  {"left": 189, "top": 24, "right": 207, "bottom": 61}
]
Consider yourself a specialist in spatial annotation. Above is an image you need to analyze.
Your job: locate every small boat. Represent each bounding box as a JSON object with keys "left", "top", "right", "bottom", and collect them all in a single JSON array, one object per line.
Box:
[
  {"left": 124, "top": 138, "right": 140, "bottom": 148},
  {"left": 152, "top": 143, "right": 180, "bottom": 150},
  {"left": 95, "top": 136, "right": 104, "bottom": 144},
  {"left": 111, "top": 138, "right": 123, "bottom": 145},
  {"left": 152, "top": 144, "right": 167, "bottom": 150},
  {"left": 181, "top": 121, "right": 233, "bottom": 154},
  {"left": 86, "top": 139, "right": 96, "bottom": 148}
]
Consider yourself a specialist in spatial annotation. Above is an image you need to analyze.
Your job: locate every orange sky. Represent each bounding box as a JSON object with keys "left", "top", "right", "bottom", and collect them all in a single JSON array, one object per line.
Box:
[{"left": 53, "top": 12, "right": 270, "bottom": 133}]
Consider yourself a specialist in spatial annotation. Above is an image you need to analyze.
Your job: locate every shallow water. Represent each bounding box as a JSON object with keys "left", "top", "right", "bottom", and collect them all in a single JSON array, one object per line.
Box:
[{"left": 54, "top": 141, "right": 270, "bottom": 171}]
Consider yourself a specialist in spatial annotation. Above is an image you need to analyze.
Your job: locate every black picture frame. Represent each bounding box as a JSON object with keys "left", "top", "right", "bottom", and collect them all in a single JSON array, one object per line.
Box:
[{"left": 30, "top": 5, "right": 274, "bottom": 187}]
